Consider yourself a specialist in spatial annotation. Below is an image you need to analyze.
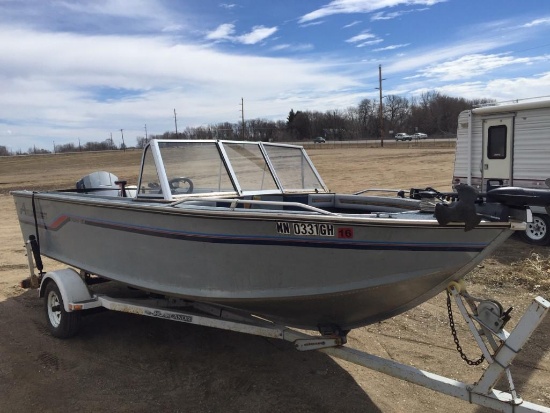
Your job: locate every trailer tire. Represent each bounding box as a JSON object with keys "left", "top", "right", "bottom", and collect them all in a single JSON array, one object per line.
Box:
[
  {"left": 521, "top": 214, "right": 550, "bottom": 246},
  {"left": 44, "top": 281, "right": 81, "bottom": 338}
]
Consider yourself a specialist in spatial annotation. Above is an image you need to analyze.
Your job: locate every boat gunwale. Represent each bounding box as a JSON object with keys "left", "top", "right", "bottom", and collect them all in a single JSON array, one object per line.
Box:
[{"left": 11, "top": 189, "right": 514, "bottom": 229}]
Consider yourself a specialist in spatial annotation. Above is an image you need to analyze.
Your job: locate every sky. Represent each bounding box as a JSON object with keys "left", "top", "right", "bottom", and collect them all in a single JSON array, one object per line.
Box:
[{"left": 1, "top": 0, "right": 550, "bottom": 152}]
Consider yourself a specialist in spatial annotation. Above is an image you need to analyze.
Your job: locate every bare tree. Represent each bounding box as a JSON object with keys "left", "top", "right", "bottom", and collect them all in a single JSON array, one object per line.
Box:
[{"left": 384, "top": 95, "right": 411, "bottom": 133}]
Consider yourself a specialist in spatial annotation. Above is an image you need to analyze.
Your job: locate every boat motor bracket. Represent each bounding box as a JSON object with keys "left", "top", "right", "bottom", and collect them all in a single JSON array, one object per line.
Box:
[{"left": 435, "top": 184, "right": 481, "bottom": 231}]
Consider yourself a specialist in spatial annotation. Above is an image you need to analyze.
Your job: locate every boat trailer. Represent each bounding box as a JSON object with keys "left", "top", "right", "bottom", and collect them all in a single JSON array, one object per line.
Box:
[{"left": 23, "top": 240, "right": 550, "bottom": 413}]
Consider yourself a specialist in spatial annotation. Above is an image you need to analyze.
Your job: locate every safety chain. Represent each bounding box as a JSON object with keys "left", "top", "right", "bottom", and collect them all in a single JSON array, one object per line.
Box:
[{"left": 446, "top": 290, "right": 485, "bottom": 366}]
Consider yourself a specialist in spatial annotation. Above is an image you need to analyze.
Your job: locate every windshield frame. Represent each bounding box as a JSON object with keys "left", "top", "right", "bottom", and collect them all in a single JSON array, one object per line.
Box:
[{"left": 136, "top": 139, "right": 329, "bottom": 201}]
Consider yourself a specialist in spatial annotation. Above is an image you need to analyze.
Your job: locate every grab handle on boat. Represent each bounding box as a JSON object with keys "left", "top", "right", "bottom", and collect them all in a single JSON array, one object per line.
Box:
[{"left": 169, "top": 197, "right": 336, "bottom": 215}]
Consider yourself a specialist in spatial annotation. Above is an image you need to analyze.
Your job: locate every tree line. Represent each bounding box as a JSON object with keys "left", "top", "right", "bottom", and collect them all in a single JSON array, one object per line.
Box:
[{"left": 1, "top": 91, "right": 493, "bottom": 155}]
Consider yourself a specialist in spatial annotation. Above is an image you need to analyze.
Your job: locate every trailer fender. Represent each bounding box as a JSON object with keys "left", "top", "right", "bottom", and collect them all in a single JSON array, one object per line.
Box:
[{"left": 39, "top": 269, "right": 92, "bottom": 312}]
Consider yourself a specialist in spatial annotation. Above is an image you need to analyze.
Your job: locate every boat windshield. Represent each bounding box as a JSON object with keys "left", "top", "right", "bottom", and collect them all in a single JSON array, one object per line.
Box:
[
  {"left": 223, "top": 142, "right": 279, "bottom": 192},
  {"left": 164, "top": 141, "right": 236, "bottom": 195},
  {"left": 263, "top": 144, "right": 325, "bottom": 192},
  {"left": 137, "top": 140, "right": 327, "bottom": 200}
]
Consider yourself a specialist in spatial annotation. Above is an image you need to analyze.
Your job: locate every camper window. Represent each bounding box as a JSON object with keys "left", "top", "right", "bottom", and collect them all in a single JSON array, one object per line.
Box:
[{"left": 487, "top": 125, "right": 507, "bottom": 159}]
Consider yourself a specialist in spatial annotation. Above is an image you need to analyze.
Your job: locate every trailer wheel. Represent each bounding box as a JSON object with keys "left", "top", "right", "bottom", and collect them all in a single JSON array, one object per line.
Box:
[
  {"left": 44, "top": 281, "right": 81, "bottom": 338},
  {"left": 521, "top": 214, "right": 550, "bottom": 246}
]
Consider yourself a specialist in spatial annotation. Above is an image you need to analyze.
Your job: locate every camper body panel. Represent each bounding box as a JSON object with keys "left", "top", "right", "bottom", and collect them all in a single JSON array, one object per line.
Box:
[
  {"left": 453, "top": 99, "right": 550, "bottom": 245},
  {"left": 454, "top": 101, "right": 550, "bottom": 192},
  {"left": 512, "top": 107, "right": 550, "bottom": 185}
]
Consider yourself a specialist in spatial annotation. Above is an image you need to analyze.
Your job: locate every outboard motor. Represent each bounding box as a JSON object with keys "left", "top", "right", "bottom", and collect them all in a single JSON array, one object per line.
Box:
[{"left": 76, "top": 171, "right": 120, "bottom": 196}]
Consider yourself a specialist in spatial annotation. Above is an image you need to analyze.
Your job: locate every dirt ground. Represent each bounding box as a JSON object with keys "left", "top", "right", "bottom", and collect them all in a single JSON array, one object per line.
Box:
[{"left": 0, "top": 144, "right": 549, "bottom": 413}]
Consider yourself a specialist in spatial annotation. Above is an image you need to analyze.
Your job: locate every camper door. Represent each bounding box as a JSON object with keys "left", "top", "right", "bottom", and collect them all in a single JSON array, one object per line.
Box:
[{"left": 482, "top": 117, "right": 513, "bottom": 191}]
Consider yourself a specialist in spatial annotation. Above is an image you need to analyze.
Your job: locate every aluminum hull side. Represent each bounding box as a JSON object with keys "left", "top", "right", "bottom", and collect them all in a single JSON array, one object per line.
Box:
[{"left": 12, "top": 191, "right": 513, "bottom": 330}]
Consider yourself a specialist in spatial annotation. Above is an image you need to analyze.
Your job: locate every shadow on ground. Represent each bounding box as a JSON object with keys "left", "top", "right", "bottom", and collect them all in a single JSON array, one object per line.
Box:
[{"left": 0, "top": 285, "right": 382, "bottom": 413}]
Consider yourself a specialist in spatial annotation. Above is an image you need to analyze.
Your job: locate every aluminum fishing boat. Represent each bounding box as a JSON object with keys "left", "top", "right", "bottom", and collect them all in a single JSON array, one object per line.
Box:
[{"left": 11, "top": 140, "right": 535, "bottom": 333}]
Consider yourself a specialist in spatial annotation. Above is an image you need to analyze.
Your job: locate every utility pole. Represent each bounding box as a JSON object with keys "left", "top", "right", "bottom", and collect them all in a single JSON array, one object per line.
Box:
[
  {"left": 110, "top": 132, "right": 114, "bottom": 148},
  {"left": 174, "top": 109, "right": 178, "bottom": 137},
  {"left": 53, "top": 141, "right": 55, "bottom": 154},
  {"left": 144, "top": 124, "right": 148, "bottom": 144},
  {"left": 120, "top": 129, "right": 125, "bottom": 151},
  {"left": 375, "top": 64, "right": 386, "bottom": 147},
  {"left": 241, "top": 98, "right": 245, "bottom": 140}
]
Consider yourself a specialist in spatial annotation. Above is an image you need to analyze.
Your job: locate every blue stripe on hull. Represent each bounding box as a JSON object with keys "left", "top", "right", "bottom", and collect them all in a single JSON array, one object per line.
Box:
[{"left": 24, "top": 214, "right": 488, "bottom": 253}]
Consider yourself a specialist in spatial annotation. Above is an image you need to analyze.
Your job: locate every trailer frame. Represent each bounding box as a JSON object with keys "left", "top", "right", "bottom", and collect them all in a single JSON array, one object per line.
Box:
[{"left": 24, "top": 240, "right": 550, "bottom": 413}]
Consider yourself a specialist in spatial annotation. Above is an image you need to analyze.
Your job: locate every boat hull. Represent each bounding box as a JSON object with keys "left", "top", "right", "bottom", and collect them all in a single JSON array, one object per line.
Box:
[{"left": 13, "top": 191, "right": 513, "bottom": 330}]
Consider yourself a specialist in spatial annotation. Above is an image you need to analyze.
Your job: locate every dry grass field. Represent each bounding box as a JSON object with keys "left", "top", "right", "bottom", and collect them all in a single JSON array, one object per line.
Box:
[{"left": 0, "top": 143, "right": 548, "bottom": 413}]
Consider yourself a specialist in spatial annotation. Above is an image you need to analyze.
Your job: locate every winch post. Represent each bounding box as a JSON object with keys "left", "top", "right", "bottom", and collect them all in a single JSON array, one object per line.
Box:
[
  {"left": 472, "top": 296, "right": 550, "bottom": 395},
  {"left": 447, "top": 286, "right": 496, "bottom": 363}
]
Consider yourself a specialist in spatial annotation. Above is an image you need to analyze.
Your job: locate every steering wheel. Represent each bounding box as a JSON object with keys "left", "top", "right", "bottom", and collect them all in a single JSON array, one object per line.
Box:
[{"left": 168, "top": 177, "right": 194, "bottom": 194}]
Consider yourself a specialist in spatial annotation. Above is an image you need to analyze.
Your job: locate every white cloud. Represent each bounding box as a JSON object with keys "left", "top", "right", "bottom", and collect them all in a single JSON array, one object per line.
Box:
[
  {"left": 271, "top": 43, "right": 314, "bottom": 52},
  {"left": 370, "top": 10, "right": 406, "bottom": 20},
  {"left": 0, "top": 26, "right": 359, "bottom": 149},
  {"left": 299, "top": 20, "right": 325, "bottom": 28},
  {"left": 346, "top": 32, "right": 377, "bottom": 43},
  {"left": 162, "top": 24, "right": 184, "bottom": 33},
  {"left": 206, "top": 23, "right": 236, "bottom": 40},
  {"left": 2, "top": 2, "right": 549, "bottom": 152},
  {"left": 370, "top": 7, "right": 428, "bottom": 20},
  {"left": 384, "top": 37, "right": 519, "bottom": 74},
  {"left": 415, "top": 53, "right": 548, "bottom": 81},
  {"left": 343, "top": 20, "right": 361, "bottom": 28},
  {"left": 236, "top": 26, "right": 278, "bottom": 45},
  {"left": 356, "top": 39, "right": 384, "bottom": 48},
  {"left": 429, "top": 72, "right": 550, "bottom": 101},
  {"left": 205, "top": 24, "right": 277, "bottom": 45},
  {"left": 522, "top": 17, "right": 550, "bottom": 28},
  {"left": 343, "top": 31, "right": 385, "bottom": 48},
  {"left": 299, "top": 0, "right": 445, "bottom": 23},
  {"left": 271, "top": 44, "right": 290, "bottom": 51},
  {"left": 59, "top": 0, "right": 168, "bottom": 19},
  {"left": 373, "top": 43, "right": 410, "bottom": 51}
]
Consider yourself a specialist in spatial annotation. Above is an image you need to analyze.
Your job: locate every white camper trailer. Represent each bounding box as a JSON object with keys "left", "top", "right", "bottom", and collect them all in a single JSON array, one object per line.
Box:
[{"left": 453, "top": 99, "right": 550, "bottom": 245}]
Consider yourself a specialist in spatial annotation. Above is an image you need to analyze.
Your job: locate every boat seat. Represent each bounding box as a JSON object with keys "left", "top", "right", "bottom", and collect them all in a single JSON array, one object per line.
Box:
[
  {"left": 308, "top": 193, "right": 335, "bottom": 208},
  {"left": 76, "top": 171, "right": 121, "bottom": 197},
  {"left": 180, "top": 200, "right": 218, "bottom": 207}
]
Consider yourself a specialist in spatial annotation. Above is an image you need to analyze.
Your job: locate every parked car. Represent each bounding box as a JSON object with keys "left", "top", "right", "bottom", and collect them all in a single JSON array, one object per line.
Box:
[
  {"left": 412, "top": 133, "right": 428, "bottom": 140},
  {"left": 394, "top": 133, "right": 412, "bottom": 141},
  {"left": 313, "top": 137, "right": 326, "bottom": 143}
]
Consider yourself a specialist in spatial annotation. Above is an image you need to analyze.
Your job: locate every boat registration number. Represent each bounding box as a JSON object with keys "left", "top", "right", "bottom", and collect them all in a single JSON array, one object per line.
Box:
[{"left": 277, "top": 222, "right": 334, "bottom": 237}]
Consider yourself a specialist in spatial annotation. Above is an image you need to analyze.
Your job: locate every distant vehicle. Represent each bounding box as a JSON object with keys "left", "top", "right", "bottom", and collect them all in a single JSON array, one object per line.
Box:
[
  {"left": 313, "top": 137, "right": 326, "bottom": 143},
  {"left": 394, "top": 133, "right": 412, "bottom": 141},
  {"left": 412, "top": 133, "right": 428, "bottom": 140}
]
